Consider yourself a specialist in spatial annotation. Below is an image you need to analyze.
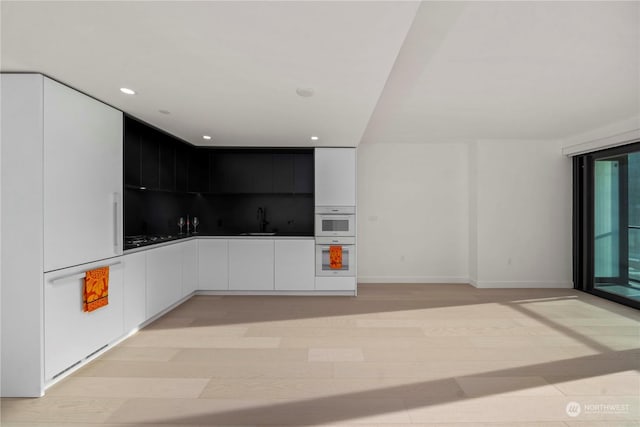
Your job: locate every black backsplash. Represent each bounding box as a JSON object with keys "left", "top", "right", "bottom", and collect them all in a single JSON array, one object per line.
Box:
[
  {"left": 124, "top": 189, "right": 192, "bottom": 236},
  {"left": 192, "top": 193, "right": 314, "bottom": 235},
  {"left": 124, "top": 189, "right": 314, "bottom": 237}
]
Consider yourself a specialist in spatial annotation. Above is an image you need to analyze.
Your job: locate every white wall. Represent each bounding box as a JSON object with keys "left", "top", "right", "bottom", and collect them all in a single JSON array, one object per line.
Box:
[
  {"left": 471, "top": 139, "right": 573, "bottom": 288},
  {"left": 357, "top": 139, "right": 572, "bottom": 288},
  {"left": 357, "top": 142, "right": 469, "bottom": 283}
]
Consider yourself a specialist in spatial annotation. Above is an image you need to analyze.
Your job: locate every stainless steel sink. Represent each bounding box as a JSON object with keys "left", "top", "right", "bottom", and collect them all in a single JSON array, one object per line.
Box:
[{"left": 239, "top": 232, "right": 276, "bottom": 236}]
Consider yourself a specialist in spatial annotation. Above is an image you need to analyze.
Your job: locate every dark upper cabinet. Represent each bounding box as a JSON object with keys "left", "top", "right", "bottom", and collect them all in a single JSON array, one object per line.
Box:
[
  {"left": 273, "top": 153, "right": 294, "bottom": 193},
  {"left": 213, "top": 150, "right": 313, "bottom": 194},
  {"left": 216, "top": 152, "right": 246, "bottom": 193},
  {"left": 208, "top": 151, "right": 219, "bottom": 193},
  {"left": 211, "top": 151, "right": 224, "bottom": 193},
  {"left": 247, "top": 153, "right": 274, "bottom": 193},
  {"left": 140, "top": 127, "right": 160, "bottom": 189},
  {"left": 158, "top": 134, "right": 175, "bottom": 191},
  {"left": 125, "top": 116, "right": 187, "bottom": 192},
  {"left": 293, "top": 153, "right": 314, "bottom": 194},
  {"left": 124, "top": 118, "right": 141, "bottom": 187},
  {"left": 175, "top": 143, "right": 189, "bottom": 193},
  {"left": 217, "top": 152, "right": 273, "bottom": 194},
  {"left": 124, "top": 119, "right": 314, "bottom": 197},
  {"left": 188, "top": 148, "right": 210, "bottom": 193}
]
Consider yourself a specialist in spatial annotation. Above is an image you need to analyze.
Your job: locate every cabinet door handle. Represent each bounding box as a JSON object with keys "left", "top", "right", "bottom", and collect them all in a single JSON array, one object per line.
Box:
[
  {"left": 113, "top": 192, "right": 121, "bottom": 253},
  {"left": 49, "top": 261, "right": 123, "bottom": 284}
]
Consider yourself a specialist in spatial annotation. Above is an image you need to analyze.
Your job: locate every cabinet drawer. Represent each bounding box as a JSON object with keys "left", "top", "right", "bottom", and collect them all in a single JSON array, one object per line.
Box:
[
  {"left": 315, "top": 276, "right": 356, "bottom": 291},
  {"left": 44, "top": 259, "right": 124, "bottom": 381}
]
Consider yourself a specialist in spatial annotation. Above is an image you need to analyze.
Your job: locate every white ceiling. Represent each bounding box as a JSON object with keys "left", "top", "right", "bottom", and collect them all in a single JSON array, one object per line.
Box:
[
  {"left": 363, "top": 1, "right": 640, "bottom": 144},
  {"left": 2, "top": 1, "right": 639, "bottom": 147}
]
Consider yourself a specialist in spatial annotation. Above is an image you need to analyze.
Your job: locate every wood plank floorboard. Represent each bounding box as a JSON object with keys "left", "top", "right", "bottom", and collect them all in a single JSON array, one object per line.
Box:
[{"left": 2, "top": 284, "right": 639, "bottom": 426}]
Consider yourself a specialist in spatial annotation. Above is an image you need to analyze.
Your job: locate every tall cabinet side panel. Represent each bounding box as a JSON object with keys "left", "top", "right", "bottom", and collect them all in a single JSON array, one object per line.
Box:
[{"left": 0, "top": 74, "right": 45, "bottom": 397}]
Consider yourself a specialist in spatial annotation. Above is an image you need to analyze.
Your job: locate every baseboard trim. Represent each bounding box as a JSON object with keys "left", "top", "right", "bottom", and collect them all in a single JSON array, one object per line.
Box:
[
  {"left": 195, "top": 290, "right": 356, "bottom": 296},
  {"left": 357, "top": 276, "right": 470, "bottom": 284},
  {"left": 471, "top": 280, "right": 573, "bottom": 289}
]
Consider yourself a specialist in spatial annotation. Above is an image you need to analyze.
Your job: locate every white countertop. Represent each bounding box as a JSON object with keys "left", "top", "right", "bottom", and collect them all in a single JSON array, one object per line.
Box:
[{"left": 124, "top": 235, "right": 315, "bottom": 254}]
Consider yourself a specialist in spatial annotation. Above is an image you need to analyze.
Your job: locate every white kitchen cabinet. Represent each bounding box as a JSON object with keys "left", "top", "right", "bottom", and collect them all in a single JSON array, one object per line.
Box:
[
  {"left": 229, "top": 240, "right": 274, "bottom": 291},
  {"left": 275, "top": 240, "right": 315, "bottom": 291},
  {"left": 123, "top": 251, "right": 146, "bottom": 333},
  {"left": 315, "top": 148, "right": 356, "bottom": 206},
  {"left": 198, "top": 239, "right": 229, "bottom": 290},
  {"left": 146, "top": 244, "right": 182, "bottom": 318},
  {"left": 315, "top": 276, "right": 357, "bottom": 291},
  {"left": 43, "top": 77, "right": 123, "bottom": 272},
  {"left": 182, "top": 240, "right": 198, "bottom": 296},
  {"left": 44, "top": 258, "right": 124, "bottom": 382}
]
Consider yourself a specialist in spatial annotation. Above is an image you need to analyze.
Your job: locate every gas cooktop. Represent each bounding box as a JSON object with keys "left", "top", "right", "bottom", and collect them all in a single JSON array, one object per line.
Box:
[{"left": 124, "top": 234, "right": 179, "bottom": 248}]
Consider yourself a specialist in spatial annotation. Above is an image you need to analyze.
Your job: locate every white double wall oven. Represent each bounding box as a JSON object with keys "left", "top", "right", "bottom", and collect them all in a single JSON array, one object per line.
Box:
[{"left": 314, "top": 206, "right": 356, "bottom": 277}]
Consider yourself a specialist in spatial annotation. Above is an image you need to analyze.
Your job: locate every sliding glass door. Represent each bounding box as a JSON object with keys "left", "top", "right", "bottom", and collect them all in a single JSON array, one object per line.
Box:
[
  {"left": 574, "top": 142, "right": 640, "bottom": 308},
  {"left": 628, "top": 153, "right": 640, "bottom": 286}
]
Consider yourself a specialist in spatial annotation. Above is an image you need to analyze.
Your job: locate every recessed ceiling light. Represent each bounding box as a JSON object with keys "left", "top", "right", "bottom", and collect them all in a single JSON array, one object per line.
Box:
[
  {"left": 203, "top": 135, "right": 212, "bottom": 140},
  {"left": 159, "top": 109, "right": 170, "bottom": 115},
  {"left": 120, "top": 87, "right": 136, "bottom": 95},
  {"left": 310, "top": 136, "right": 319, "bottom": 141},
  {"left": 296, "top": 87, "right": 314, "bottom": 98}
]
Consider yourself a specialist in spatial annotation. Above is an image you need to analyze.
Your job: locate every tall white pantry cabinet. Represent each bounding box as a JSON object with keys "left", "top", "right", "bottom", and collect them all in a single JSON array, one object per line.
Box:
[
  {"left": 314, "top": 148, "right": 357, "bottom": 291},
  {"left": 1, "top": 74, "right": 123, "bottom": 397}
]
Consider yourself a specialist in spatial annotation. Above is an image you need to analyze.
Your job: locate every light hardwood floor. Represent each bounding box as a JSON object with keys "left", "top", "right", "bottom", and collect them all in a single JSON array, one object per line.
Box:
[{"left": 2, "top": 284, "right": 639, "bottom": 426}]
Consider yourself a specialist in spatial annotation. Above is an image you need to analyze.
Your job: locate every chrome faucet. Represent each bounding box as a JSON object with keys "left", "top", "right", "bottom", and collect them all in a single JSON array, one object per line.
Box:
[{"left": 257, "top": 207, "right": 269, "bottom": 232}]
